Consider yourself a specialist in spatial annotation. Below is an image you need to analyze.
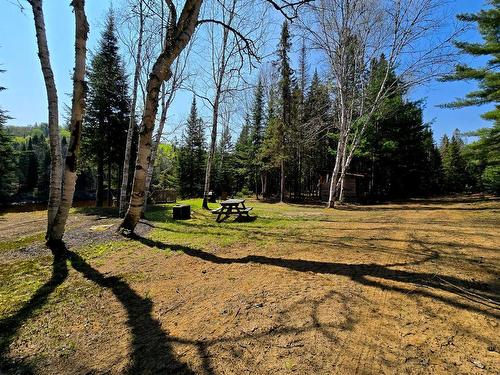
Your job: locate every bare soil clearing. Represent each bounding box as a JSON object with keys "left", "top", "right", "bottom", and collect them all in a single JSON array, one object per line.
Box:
[{"left": 0, "top": 197, "right": 499, "bottom": 374}]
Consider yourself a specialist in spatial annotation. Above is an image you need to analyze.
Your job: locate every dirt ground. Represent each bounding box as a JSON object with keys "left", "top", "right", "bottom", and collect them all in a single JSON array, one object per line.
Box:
[{"left": 0, "top": 197, "right": 499, "bottom": 374}]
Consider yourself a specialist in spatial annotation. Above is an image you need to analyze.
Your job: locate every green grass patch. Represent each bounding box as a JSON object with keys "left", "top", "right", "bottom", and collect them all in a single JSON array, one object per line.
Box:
[{"left": 0, "top": 232, "right": 45, "bottom": 253}]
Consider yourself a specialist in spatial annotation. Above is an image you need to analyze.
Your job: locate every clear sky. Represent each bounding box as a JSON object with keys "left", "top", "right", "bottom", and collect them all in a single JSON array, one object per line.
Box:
[{"left": 0, "top": 0, "right": 495, "bottom": 143}]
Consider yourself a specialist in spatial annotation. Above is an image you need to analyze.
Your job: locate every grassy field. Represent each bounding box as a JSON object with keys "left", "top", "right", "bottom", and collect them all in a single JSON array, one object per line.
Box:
[{"left": 0, "top": 197, "right": 499, "bottom": 374}]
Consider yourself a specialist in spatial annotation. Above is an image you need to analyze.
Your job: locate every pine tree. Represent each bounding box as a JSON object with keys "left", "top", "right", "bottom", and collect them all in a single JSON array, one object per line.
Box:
[
  {"left": 250, "top": 77, "right": 265, "bottom": 197},
  {"left": 462, "top": 123, "right": 500, "bottom": 193},
  {"left": 441, "top": 130, "right": 469, "bottom": 192},
  {"left": 277, "top": 21, "right": 293, "bottom": 202},
  {"left": 178, "top": 97, "right": 206, "bottom": 197},
  {"left": 0, "top": 107, "right": 17, "bottom": 202},
  {"left": 233, "top": 114, "right": 253, "bottom": 194},
  {"left": 26, "top": 137, "right": 39, "bottom": 193},
  {"left": 441, "top": 1, "right": 499, "bottom": 123},
  {"left": 302, "top": 71, "right": 332, "bottom": 195},
  {"left": 214, "top": 123, "right": 234, "bottom": 196},
  {"left": 82, "top": 11, "right": 130, "bottom": 206}
]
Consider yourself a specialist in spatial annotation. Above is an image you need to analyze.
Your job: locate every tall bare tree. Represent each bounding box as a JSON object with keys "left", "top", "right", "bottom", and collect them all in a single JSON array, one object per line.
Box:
[
  {"left": 48, "top": 0, "right": 89, "bottom": 245},
  {"left": 119, "top": 0, "right": 145, "bottom": 217},
  {"left": 120, "top": 0, "right": 311, "bottom": 232},
  {"left": 300, "top": 0, "right": 460, "bottom": 207},
  {"left": 28, "top": 0, "right": 63, "bottom": 238},
  {"left": 200, "top": 0, "right": 260, "bottom": 209}
]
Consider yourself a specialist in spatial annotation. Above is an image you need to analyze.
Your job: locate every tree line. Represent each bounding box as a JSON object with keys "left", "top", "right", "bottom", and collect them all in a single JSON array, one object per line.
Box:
[{"left": 0, "top": 0, "right": 497, "bottom": 248}]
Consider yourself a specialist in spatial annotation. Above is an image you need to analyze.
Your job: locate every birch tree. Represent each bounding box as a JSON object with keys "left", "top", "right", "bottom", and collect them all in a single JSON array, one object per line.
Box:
[
  {"left": 119, "top": 0, "right": 145, "bottom": 217},
  {"left": 28, "top": 0, "right": 63, "bottom": 238},
  {"left": 300, "top": 0, "right": 460, "bottom": 207},
  {"left": 27, "top": 0, "right": 89, "bottom": 247},
  {"left": 199, "top": 0, "right": 261, "bottom": 209},
  {"left": 120, "top": 0, "right": 311, "bottom": 232},
  {"left": 48, "top": 0, "right": 89, "bottom": 244}
]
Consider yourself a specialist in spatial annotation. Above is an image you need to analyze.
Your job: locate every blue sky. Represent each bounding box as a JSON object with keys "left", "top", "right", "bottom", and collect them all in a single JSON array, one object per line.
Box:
[{"left": 0, "top": 0, "right": 494, "bottom": 142}]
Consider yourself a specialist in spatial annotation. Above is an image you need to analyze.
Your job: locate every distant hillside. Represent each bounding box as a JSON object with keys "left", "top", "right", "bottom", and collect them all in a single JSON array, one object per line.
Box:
[{"left": 6, "top": 123, "right": 70, "bottom": 139}]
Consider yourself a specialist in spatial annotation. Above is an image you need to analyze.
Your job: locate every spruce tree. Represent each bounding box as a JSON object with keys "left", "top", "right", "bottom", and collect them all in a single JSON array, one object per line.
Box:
[
  {"left": 250, "top": 77, "right": 265, "bottom": 197},
  {"left": 0, "top": 107, "right": 16, "bottom": 202},
  {"left": 441, "top": 1, "right": 499, "bottom": 123},
  {"left": 462, "top": 123, "right": 500, "bottom": 193},
  {"left": 441, "top": 130, "right": 469, "bottom": 192},
  {"left": 215, "top": 123, "right": 234, "bottom": 196},
  {"left": 233, "top": 115, "right": 253, "bottom": 194},
  {"left": 178, "top": 97, "right": 206, "bottom": 197},
  {"left": 277, "top": 21, "right": 293, "bottom": 201},
  {"left": 82, "top": 11, "right": 130, "bottom": 206},
  {"left": 26, "top": 137, "right": 39, "bottom": 193}
]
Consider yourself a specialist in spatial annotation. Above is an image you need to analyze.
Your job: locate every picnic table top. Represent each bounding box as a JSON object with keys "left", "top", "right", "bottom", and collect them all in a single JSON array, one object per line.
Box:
[{"left": 220, "top": 199, "right": 245, "bottom": 205}]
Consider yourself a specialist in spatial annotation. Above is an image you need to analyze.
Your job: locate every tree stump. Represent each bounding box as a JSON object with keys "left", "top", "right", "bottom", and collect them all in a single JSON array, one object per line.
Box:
[{"left": 173, "top": 204, "right": 190, "bottom": 220}]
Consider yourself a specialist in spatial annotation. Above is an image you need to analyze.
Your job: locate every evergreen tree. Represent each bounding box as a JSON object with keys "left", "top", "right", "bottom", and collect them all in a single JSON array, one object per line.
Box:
[
  {"left": 233, "top": 114, "right": 253, "bottom": 194},
  {"left": 250, "top": 77, "right": 265, "bottom": 197},
  {"left": 0, "top": 103, "right": 17, "bottom": 202},
  {"left": 81, "top": 11, "right": 130, "bottom": 206},
  {"left": 462, "top": 123, "right": 500, "bottom": 193},
  {"left": 26, "top": 137, "right": 39, "bottom": 192},
  {"left": 360, "top": 56, "right": 443, "bottom": 199},
  {"left": 441, "top": 130, "right": 469, "bottom": 192},
  {"left": 178, "top": 97, "right": 206, "bottom": 197},
  {"left": 214, "top": 123, "right": 234, "bottom": 196},
  {"left": 441, "top": 1, "right": 499, "bottom": 123},
  {"left": 277, "top": 21, "right": 293, "bottom": 201},
  {"left": 302, "top": 71, "right": 332, "bottom": 195}
]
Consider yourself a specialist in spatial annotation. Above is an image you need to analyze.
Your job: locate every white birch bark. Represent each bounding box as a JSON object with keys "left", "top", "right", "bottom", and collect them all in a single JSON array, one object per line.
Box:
[
  {"left": 28, "top": 0, "right": 63, "bottom": 238},
  {"left": 48, "top": 0, "right": 89, "bottom": 243},
  {"left": 120, "top": 0, "right": 203, "bottom": 231},
  {"left": 119, "top": 0, "right": 144, "bottom": 217}
]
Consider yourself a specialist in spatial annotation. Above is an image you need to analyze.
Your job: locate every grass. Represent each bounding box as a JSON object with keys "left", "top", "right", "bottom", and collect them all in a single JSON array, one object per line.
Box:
[{"left": 0, "top": 196, "right": 499, "bottom": 374}]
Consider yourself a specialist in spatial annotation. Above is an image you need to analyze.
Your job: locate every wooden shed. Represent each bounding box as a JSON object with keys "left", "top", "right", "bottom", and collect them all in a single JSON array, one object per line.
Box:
[
  {"left": 319, "top": 173, "right": 364, "bottom": 202},
  {"left": 149, "top": 189, "right": 177, "bottom": 204}
]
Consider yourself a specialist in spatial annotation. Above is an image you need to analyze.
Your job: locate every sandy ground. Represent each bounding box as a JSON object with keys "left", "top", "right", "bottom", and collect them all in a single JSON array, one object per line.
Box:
[{"left": 0, "top": 197, "right": 499, "bottom": 374}]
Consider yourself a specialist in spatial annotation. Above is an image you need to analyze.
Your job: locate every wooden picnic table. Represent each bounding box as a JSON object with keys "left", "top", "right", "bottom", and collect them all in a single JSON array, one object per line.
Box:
[{"left": 211, "top": 198, "right": 253, "bottom": 222}]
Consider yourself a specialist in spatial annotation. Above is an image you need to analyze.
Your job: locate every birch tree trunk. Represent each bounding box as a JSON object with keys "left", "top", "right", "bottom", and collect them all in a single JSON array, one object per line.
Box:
[
  {"left": 142, "top": 89, "right": 168, "bottom": 213},
  {"left": 47, "top": 0, "right": 88, "bottom": 244},
  {"left": 202, "top": 97, "right": 220, "bottom": 209},
  {"left": 120, "top": 0, "right": 203, "bottom": 232},
  {"left": 201, "top": 0, "right": 235, "bottom": 210},
  {"left": 119, "top": 0, "right": 144, "bottom": 217},
  {"left": 28, "top": 0, "right": 63, "bottom": 238}
]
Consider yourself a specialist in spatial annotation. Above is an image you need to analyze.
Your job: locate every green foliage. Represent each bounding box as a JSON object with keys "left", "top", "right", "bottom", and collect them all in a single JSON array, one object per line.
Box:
[
  {"left": 462, "top": 122, "right": 500, "bottom": 193},
  {"left": 178, "top": 97, "right": 206, "bottom": 197},
  {"left": 81, "top": 11, "right": 130, "bottom": 204},
  {"left": 0, "top": 112, "right": 17, "bottom": 202},
  {"left": 360, "top": 56, "right": 443, "bottom": 198},
  {"left": 440, "top": 130, "right": 470, "bottom": 192},
  {"left": 214, "top": 124, "right": 234, "bottom": 195},
  {"left": 152, "top": 143, "right": 179, "bottom": 190},
  {"left": 440, "top": 1, "right": 499, "bottom": 123},
  {"left": 233, "top": 116, "right": 253, "bottom": 193}
]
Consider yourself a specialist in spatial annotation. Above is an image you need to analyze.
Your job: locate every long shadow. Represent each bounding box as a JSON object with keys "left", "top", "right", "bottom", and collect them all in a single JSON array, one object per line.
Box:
[
  {"left": 0, "top": 253, "right": 69, "bottom": 373},
  {"left": 66, "top": 250, "right": 194, "bottom": 374},
  {"left": 131, "top": 235, "right": 500, "bottom": 320},
  {"left": 336, "top": 205, "right": 496, "bottom": 212},
  {"left": 1, "top": 245, "right": 194, "bottom": 374}
]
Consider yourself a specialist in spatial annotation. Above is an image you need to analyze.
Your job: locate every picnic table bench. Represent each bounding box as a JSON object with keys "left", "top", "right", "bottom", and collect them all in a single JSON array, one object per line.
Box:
[{"left": 211, "top": 199, "right": 253, "bottom": 222}]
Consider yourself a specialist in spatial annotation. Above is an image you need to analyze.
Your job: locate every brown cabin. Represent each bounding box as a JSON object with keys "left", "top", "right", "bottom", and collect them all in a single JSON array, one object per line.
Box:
[{"left": 319, "top": 173, "right": 364, "bottom": 202}]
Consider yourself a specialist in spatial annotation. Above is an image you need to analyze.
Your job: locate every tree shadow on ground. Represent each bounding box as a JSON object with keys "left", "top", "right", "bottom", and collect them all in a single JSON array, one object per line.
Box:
[
  {"left": 130, "top": 234, "right": 500, "bottom": 320},
  {"left": 335, "top": 205, "right": 495, "bottom": 212},
  {"left": 66, "top": 250, "right": 194, "bottom": 374},
  {"left": 0, "top": 253, "right": 68, "bottom": 373},
  {"left": 0, "top": 244, "right": 194, "bottom": 375}
]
